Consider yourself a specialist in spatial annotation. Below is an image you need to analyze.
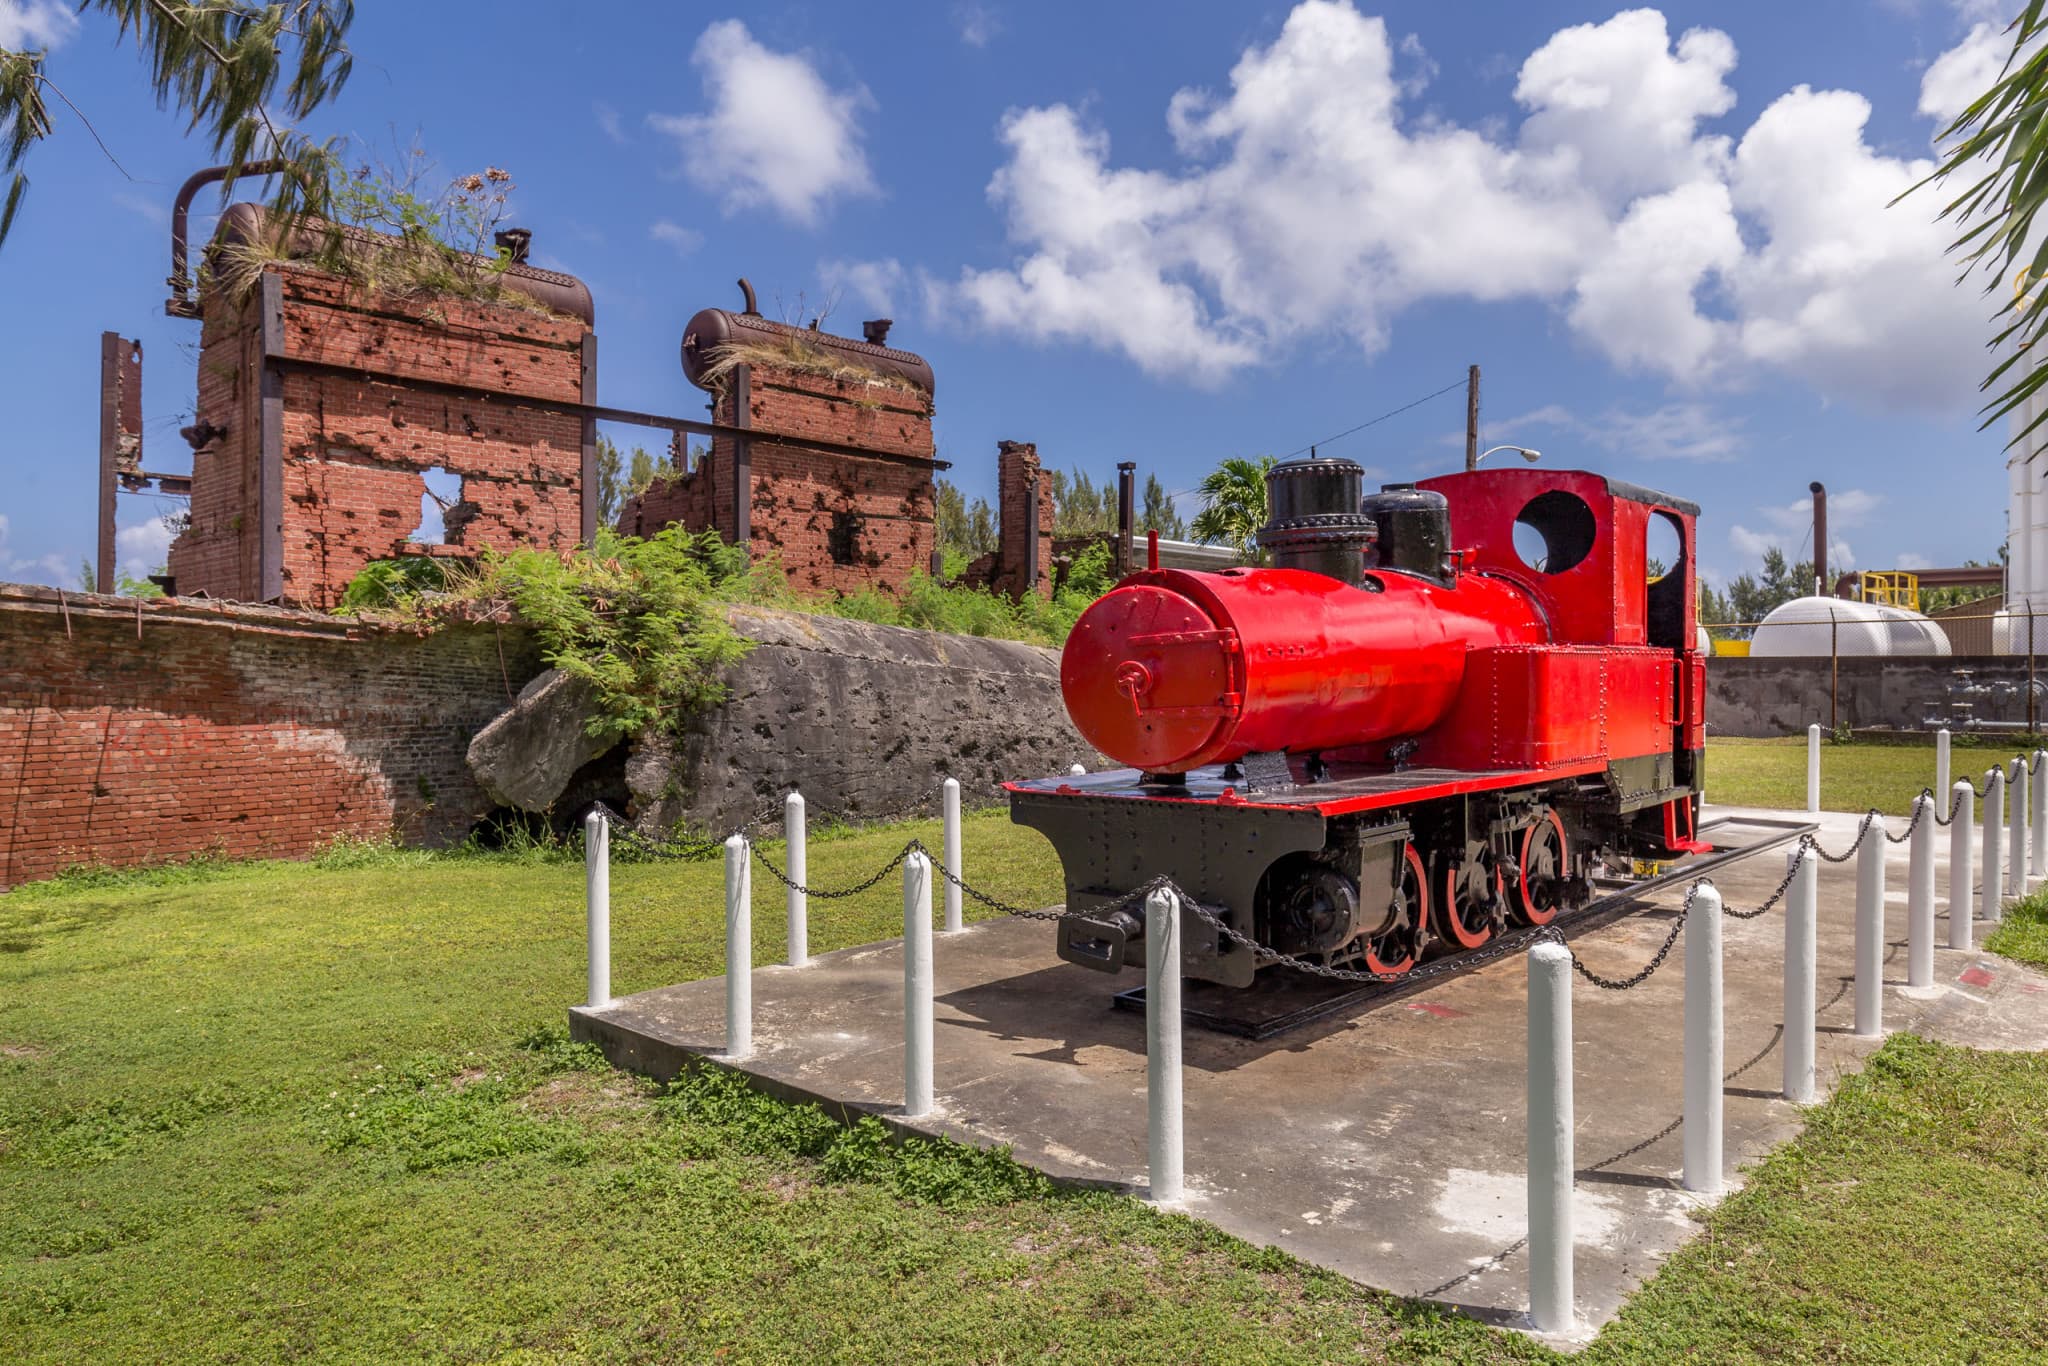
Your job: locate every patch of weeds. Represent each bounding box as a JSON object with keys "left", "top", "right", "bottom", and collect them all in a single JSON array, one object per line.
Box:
[
  {"left": 310, "top": 831, "right": 428, "bottom": 871},
  {"left": 5, "top": 850, "right": 246, "bottom": 901},
  {"left": 1987, "top": 885, "right": 2048, "bottom": 971},
  {"left": 29, "top": 1084, "right": 248, "bottom": 1167},
  {"left": 513, "top": 1023, "right": 610, "bottom": 1075},
  {"left": 654, "top": 1068, "right": 1051, "bottom": 1207},
  {"left": 314, "top": 1054, "right": 590, "bottom": 1172}
]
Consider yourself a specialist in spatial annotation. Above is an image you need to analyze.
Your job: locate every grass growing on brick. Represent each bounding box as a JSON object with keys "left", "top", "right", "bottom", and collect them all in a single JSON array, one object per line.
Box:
[{"left": 7, "top": 793, "right": 2048, "bottom": 1360}]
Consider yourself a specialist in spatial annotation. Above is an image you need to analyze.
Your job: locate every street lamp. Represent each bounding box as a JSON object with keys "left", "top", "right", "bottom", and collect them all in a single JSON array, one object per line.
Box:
[{"left": 1474, "top": 444, "right": 1541, "bottom": 468}]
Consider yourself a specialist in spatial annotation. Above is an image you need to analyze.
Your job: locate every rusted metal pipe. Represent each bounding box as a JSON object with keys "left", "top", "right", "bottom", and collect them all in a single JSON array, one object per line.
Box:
[
  {"left": 166, "top": 160, "right": 290, "bottom": 316},
  {"left": 1810, "top": 482, "right": 1828, "bottom": 597}
]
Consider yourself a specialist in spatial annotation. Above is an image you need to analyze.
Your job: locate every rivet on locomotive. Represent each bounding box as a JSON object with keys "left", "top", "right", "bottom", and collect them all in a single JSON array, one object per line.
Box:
[{"left": 1004, "top": 458, "right": 1708, "bottom": 987}]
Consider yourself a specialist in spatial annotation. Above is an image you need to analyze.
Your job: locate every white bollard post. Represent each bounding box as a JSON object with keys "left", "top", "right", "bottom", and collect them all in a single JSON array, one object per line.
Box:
[
  {"left": 1950, "top": 781, "right": 1975, "bottom": 951},
  {"left": 585, "top": 810, "right": 610, "bottom": 1009},
  {"left": 1936, "top": 729, "right": 1952, "bottom": 813},
  {"left": 724, "top": 834, "right": 752, "bottom": 1060},
  {"left": 903, "top": 850, "right": 934, "bottom": 1118},
  {"left": 942, "top": 778, "right": 964, "bottom": 933},
  {"left": 785, "top": 792, "right": 807, "bottom": 968},
  {"left": 1853, "top": 820, "right": 1885, "bottom": 1039},
  {"left": 1527, "top": 940, "right": 1574, "bottom": 1334},
  {"left": 1985, "top": 768, "right": 2006, "bottom": 926},
  {"left": 2033, "top": 753, "right": 2047, "bottom": 882},
  {"left": 1908, "top": 794, "right": 1935, "bottom": 990},
  {"left": 1683, "top": 883, "right": 1725, "bottom": 1195},
  {"left": 1807, "top": 724, "right": 1822, "bottom": 814},
  {"left": 1783, "top": 846, "right": 1817, "bottom": 1103},
  {"left": 1146, "top": 887, "right": 1184, "bottom": 1204},
  {"left": 2009, "top": 758, "right": 2028, "bottom": 898}
]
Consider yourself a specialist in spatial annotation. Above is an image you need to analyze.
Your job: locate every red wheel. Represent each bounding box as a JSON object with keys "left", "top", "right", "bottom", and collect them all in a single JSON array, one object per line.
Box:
[
  {"left": 1436, "top": 858, "right": 1502, "bottom": 950},
  {"left": 1515, "top": 809, "right": 1569, "bottom": 926},
  {"left": 1362, "top": 844, "right": 1428, "bottom": 976}
]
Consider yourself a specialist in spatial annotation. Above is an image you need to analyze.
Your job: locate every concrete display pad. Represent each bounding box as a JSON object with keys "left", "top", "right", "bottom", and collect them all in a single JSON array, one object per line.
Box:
[{"left": 570, "top": 805, "right": 2048, "bottom": 1342}]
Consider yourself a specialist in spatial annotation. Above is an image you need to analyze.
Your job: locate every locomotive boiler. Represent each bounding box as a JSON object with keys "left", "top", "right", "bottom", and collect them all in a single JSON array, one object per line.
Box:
[{"left": 1005, "top": 457, "right": 1707, "bottom": 987}]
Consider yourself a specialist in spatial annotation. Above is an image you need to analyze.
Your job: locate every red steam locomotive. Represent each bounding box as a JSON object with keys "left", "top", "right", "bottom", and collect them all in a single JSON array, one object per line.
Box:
[{"left": 1005, "top": 457, "right": 1707, "bottom": 987}]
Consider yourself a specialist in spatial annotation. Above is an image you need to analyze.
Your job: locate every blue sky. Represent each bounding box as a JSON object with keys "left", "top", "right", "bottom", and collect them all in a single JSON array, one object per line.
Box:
[{"left": 0, "top": 0, "right": 2023, "bottom": 596}]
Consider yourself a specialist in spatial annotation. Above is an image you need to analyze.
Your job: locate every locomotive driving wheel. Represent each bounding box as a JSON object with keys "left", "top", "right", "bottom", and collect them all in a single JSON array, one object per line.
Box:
[
  {"left": 1512, "top": 808, "right": 1570, "bottom": 926},
  {"left": 1360, "top": 844, "right": 1429, "bottom": 976},
  {"left": 1436, "top": 856, "right": 1504, "bottom": 950}
]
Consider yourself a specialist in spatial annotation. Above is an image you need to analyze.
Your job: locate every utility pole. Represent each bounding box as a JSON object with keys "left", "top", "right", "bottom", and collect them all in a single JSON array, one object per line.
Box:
[{"left": 1464, "top": 364, "right": 1480, "bottom": 473}]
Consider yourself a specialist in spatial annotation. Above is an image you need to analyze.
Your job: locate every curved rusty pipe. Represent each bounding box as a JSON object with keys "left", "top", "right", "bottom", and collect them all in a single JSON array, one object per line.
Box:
[
  {"left": 166, "top": 160, "right": 290, "bottom": 314},
  {"left": 736, "top": 276, "right": 759, "bottom": 316}
]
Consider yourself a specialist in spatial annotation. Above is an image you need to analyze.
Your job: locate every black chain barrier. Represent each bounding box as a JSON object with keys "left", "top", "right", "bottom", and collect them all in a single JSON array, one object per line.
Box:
[{"left": 581, "top": 745, "right": 2012, "bottom": 995}]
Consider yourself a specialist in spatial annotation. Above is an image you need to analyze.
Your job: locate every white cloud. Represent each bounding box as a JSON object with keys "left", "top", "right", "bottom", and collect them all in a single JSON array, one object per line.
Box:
[
  {"left": 1897, "top": 550, "right": 1936, "bottom": 570},
  {"left": 0, "top": 512, "right": 80, "bottom": 589},
  {"left": 0, "top": 0, "right": 76, "bottom": 49},
  {"left": 116, "top": 518, "right": 172, "bottom": 580},
  {"left": 954, "top": 1, "right": 1002, "bottom": 48},
  {"left": 648, "top": 20, "right": 875, "bottom": 227},
  {"left": 594, "top": 102, "right": 626, "bottom": 145},
  {"left": 1499, "top": 400, "right": 1744, "bottom": 461},
  {"left": 1514, "top": 9, "right": 1737, "bottom": 207},
  {"left": 649, "top": 220, "right": 702, "bottom": 257},
  {"left": 820, "top": 257, "right": 906, "bottom": 315},
  {"left": 937, "top": 2, "right": 1996, "bottom": 409}
]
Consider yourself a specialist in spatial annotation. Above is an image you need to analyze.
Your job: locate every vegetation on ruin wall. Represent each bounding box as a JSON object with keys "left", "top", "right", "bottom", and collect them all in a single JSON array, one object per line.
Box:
[
  {"left": 7, "top": 815, "right": 2048, "bottom": 1361},
  {"left": 207, "top": 152, "right": 557, "bottom": 316},
  {"left": 338, "top": 532, "right": 1117, "bottom": 737}
]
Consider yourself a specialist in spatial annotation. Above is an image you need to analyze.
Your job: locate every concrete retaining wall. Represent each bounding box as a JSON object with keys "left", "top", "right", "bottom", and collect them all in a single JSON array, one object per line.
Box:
[{"left": 1707, "top": 656, "right": 2045, "bottom": 737}]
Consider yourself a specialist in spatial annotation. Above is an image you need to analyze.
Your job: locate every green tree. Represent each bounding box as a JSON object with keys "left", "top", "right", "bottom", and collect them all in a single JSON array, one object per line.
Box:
[
  {"left": 630, "top": 446, "right": 658, "bottom": 493},
  {"left": 1, "top": 1, "right": 356, "bottom": 248},
  {"left": 1916, "top": 4, "right": 2048, "bottom": 452},
  {"left": 933, "top": 478, "right": 998, "bottom": 577},
  {"left": 1723, "top": 547, "right": 1815, "bottom": 631},
  {"left": 1141, "top": 472, "right": 1187, "bottom": 540},
  {"left": 1047, "top": 467, "right": 1117, "bottom": 537},
  {"left": 594, "top": 435, "right": 624, "bottom": 526},
  {"left": 1190, "top": 455, "right": 1275, "bottom": 561}
]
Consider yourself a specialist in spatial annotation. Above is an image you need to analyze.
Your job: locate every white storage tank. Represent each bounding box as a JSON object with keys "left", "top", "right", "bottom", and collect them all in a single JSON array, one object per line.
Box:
[{"left": 1749, "top": 596, "right": 1952, "bottom": 657}]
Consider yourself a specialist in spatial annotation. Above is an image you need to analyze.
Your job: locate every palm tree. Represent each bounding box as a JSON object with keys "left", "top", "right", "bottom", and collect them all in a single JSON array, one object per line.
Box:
[
  {"left": 1916, "top": 3, "right": 2048, "bottom": 451},
  {"left": 1190, "top": 455, "right": 1276, "bottom": 561}
]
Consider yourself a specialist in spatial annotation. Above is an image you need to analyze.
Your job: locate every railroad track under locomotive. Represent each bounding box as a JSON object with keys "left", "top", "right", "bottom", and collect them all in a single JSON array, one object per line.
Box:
[{"left": 1109, "top": 815, "right": 1815, "bottom": 1040}]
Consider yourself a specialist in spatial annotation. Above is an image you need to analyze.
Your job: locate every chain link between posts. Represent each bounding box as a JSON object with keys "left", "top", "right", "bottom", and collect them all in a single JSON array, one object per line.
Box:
[{"left": 582, "top": 744, "right": 2028, "bottom": 996}]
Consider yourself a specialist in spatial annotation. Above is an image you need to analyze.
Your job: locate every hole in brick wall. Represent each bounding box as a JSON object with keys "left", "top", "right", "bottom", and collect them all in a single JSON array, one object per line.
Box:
[
  {"left": 829, "top": 510, "right": 863, "bottom": 566},
  {"left": 412, "top": 467, "right": 464, "bottom": 545}
]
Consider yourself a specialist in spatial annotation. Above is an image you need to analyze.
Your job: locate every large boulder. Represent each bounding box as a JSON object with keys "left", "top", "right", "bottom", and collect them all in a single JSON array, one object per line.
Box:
[{"left": 467, "top": 668, "right": 617, "bottom": 810}]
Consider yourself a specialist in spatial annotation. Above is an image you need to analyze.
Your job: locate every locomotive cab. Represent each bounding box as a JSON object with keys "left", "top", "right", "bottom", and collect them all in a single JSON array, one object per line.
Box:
[{"left": 1008, "top": 457, "right": 1706, "bottom": 987}]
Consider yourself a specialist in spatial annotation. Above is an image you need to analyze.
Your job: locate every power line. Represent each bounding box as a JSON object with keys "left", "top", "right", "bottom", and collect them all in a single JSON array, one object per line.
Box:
[
  {"left": 1160, "top": 375, "right": 1472, "bottom": 503},
  {"left": 1279, "top": 377, "right": 1469, "bottom": 460}
]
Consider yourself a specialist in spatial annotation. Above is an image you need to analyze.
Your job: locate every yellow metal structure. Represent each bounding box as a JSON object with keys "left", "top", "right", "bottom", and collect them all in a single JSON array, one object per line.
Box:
[{"left": 1858, "top": 570, "right": 1920, "bottom": 612}]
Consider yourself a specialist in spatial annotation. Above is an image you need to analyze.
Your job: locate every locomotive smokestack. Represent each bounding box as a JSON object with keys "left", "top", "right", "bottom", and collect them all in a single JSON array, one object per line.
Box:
[
  {"left": 1258, "top": 457, "right": 1374, "bottom": 585},
  {"left": 1810, "top": 481, "right": 1827, "bottom": 597}
]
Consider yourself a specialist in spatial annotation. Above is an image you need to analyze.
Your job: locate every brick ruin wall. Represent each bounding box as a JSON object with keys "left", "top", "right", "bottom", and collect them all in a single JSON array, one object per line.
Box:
[
  {"left": 0, "top": 584, "right": 1094, "bottom": 891},
  {"left": 0, "top": 585, "right": 543, "bottom": 890},
  {"left": 167, "top": 269, "right": 588, "bottom": 609},
  {"left": 959, "top": 440, "right": 1057, "bottom": 597},
  {"left": 615, "top": 362, "right": 935, "bottom": 596}
]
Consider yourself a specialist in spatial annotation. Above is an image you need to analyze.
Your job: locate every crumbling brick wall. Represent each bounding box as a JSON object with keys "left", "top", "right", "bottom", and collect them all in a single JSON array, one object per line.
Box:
[
  {"left": 167, "top": 267, "right": 590, "bottom": 609},
  {"left": 0, "top": 584, "right": 543, "bottom": 890},
  {"left": 616, "top": 358, "right": 937, "bottom": 596},
  {"left": 959, "top": 440, "right": 1058, "bottom": 598}
]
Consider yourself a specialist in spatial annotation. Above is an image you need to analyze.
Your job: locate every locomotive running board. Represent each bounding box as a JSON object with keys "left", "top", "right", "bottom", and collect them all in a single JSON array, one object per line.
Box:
[{"left": 1110, "top": 814, "right": 1816, "bottom": 1041}]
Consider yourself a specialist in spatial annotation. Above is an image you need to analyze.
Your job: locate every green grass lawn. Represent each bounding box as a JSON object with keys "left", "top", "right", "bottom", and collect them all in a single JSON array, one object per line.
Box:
[
  {"left": 1706, "top": 735, "right": 2043, "bottom": 815},
  {"left": 5, "top": 791, "right": 2048, "bottom": 1361}
]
